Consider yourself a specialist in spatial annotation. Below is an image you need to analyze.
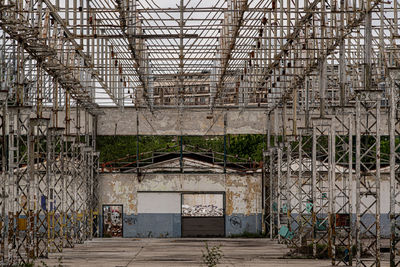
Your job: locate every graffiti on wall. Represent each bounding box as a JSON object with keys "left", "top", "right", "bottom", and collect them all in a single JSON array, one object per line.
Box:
[
  {"left": 124, "top": 217, "right": 137, "bottom": 225},
  {"left": 103, "top": 205, "right": 123, "bottom": 237},
  {"left": 229, "top": 216, "right": 242, "bottom": 228}
]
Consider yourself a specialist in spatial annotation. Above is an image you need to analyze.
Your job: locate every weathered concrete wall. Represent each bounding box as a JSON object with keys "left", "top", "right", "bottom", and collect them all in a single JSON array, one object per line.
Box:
[
  {"left": 97, "top": 107, "right": 390, "bottom": 136},
  {"left": 98, "top": 172, "right": 262, "bottom": 237},
  {"left": 27, "top": 107, "right": 390, "bottom": 136},
  {"left": 97, "top": 108, "right": 267, "bottom": 135}
]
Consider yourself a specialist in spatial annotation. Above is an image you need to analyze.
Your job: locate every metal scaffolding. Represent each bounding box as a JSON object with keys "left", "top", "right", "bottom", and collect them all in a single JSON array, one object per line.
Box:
[{"left": 1, "top": 0, "right": 400, "bottom": 265}]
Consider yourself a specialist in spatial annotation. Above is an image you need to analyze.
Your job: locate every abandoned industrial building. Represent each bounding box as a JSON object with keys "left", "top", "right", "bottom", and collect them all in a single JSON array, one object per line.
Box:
[{"left": 1, "top": 0, "right": 400, "bottom": 266}]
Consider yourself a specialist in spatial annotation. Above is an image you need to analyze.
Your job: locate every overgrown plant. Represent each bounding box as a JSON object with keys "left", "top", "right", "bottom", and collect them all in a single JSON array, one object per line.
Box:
[
  {"left": 19, "top": 256, "right": 63, "bottom": 267},
  {"left": 202, "top": 242, "right": 223, "bottom": 267},
  {"left": 57, "top": 256, "right": 64, "bottom": 267}
]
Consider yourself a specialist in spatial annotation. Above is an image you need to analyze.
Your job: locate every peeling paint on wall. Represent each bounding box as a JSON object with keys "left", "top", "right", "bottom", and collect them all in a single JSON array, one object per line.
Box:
[
  {"left": 225, "top": 191, "right": 234, "bottom": 215},
  {"left": 99, "top": 173, "right": 137, "bottom": 215},
  {"left": 99, "top": 172, "right": 262, "bottom": 216}
]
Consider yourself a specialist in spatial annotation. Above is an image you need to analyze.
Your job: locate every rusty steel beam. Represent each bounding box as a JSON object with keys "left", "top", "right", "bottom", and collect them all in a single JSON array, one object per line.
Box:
[{"left": 212, "top": 0, "right": 248, "bottom": 110}]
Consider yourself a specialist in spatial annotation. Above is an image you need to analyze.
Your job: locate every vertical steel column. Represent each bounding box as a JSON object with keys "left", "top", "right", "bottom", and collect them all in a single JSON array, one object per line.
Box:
[
  {"left": 74, "top": 106, "right": 86, "bottom": 244},
  {"left": 269, "top": 146, "right": 279, "bottom": 240},
  {"left": 8, "top": 107, "right": 31, "bottom": 265},
  {"left": 285, "top": 137, "right": 301, "bottom": 248},
  {"left": 311, "top": 118, "right": 332, "bottom": 258},
  {"left": 63, "top": 91, "right": 75, "bottom": 248},
  {"left": 355, "top": 91, "right": 381, "bottom": 267},
  {"left": 263, "top": 112, "right": 272, "bottom": 236},
  {"left": 277, "top": 145, "right": 283, "bottom": 243},
  {"left": 312, "top": 124, "right": 317, "bottom": 257},
  {"left": 73, "top": 139, "right": 83, "bottom": 244},
  {"left": 30, "top": 117, "right": 50, "bottom": 259},
  {"left": 92, "top": 151, "right": 100, "bottom": 238},
  {"left": 91, "top": 113, "right": 99, "bottom": 238},
  {"left": 84, "top": 109, "right": 92, "bottom": 240},
  {"left": 82, "top": 146, "right": 93, "bottom": 241},
  {"left": 297, "top": 128, "right": 314, "bottom": 251},
  {"left": 47, "top": 127, "right": 64, "bottom": 253},
  {"left": 0, "top": 90, "right": 8, "bottom": 265},
  {"left": 63, "top": 134, "right": 75, "bottom": 248},
  {"left": 136, "top": 110, "right": 140, "bottom": 177},
  {"left": 278, "top": 101, "right": 289, "bottom": 243},
  {"left": 331, "top": 113, "right": 354, "bottom": 266},
  {"left": 224, "top": 113, "right": 227, "bottom": 173},
  {"left": 389, "top": 69, "right": 400, "bottom": 267},
  {"left": 329, "top": 121, "right": 335, "bottom": 265}
]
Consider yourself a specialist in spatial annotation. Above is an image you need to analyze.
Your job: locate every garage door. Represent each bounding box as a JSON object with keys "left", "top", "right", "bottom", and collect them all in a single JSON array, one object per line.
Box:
[
  {"left": 181, "top": 193, "right": 225, "bottom": 237},
  {"left": 137, "top": 192, "right": 181, "bottom": 237},
  {"left": 137, "top": 192, "right": 181, "bottom": 214}
]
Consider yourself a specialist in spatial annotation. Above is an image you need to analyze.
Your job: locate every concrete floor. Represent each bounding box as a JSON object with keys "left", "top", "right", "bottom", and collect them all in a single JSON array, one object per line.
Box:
[{"left": 41, "top": 238, "right": 390, "bottom": 267}]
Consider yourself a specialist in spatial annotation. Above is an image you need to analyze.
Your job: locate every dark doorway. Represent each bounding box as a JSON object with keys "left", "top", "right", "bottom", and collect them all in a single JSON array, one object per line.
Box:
[
  {"left": 181, "top": 193, "right": 225, "bottom": 237},
  {"left": 102, "top": 205, "right": 123, "bottom": 237}
]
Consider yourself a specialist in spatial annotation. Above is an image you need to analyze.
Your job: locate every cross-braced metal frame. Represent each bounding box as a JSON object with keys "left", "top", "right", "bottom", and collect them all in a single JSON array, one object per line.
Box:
[
  {"left": 2, "top": 0, "right": 400, "bottom": 265},
  {"left": 355, "top": 91, "right": 381, "bottom": 267},
  {"left": 389, "top": 69, "right": 400, "bottom": 267},
  {"left": 331, "top": 112, "right": 354, "bottom": 266}
]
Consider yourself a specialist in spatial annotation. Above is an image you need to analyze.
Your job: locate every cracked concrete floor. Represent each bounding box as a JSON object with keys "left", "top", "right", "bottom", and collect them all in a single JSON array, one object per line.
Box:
[{"left": 41, "top": 238, "right": 389, "bottom": 267}]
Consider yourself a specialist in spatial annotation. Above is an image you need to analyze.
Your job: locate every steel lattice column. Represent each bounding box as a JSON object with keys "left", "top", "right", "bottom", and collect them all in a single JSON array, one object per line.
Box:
[
  {"left": 29, "top": 118, "right": 50, "bottom": 258},
  {"left": 297, "top": 128, "right": 314, "bottom": 250},
  {"left": 47, "top": 127, "right": 64, "bottom": 253},
  {"left": 63, "top": 135, "right": 76, "bottom": 248},
  {"left": 74, "top": 141, "right": 86, "bottom": 244},
  {"left": 288, "top": 137, "right": 302, "bottom": 248},
  {"left": 355, "top": 91, "right": 381, "bottom": 267},
  {"left": 265, "top": 110, "right": 280, "bottom": 240},
  {"left": 91, "top": 112, "right": 100, "bottom": 238},
  {"left": 311, "top": 118, "right": 332, "bottom": 258},
  {"left": 73, "top": 104, "right": 86, "bottom": 244},
  {"left": 92, "top": 151, "right": 100, "bottom": 238},
  {"left": 263, "top": 149, "right": 271, "bottom": 238},
  {"left": 8, "top": 107, "right": 31, "bottom": 265},
  {"left": 279, "top": 138, "right": 302, "bottom": 248},
  {"left": 276, "top": 145, "right": 285, "bottom": 243},
  {"left": 389, "top": 69, "right": 400, "bottom": 267},
  {"left": 83, "top": 146, "right": 93, "bottom": 240},
  {"left": 331, "top": 113, "right": 354, "bottom": 266},
  {"left": 0, "top": 90, "right": 8, "bottom": 265},
  {"left": 268, "top": 146, "right": 279, "bottom": 240}
]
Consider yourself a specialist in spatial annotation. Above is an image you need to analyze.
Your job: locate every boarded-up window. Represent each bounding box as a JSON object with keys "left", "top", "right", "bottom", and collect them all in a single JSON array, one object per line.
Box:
[
  {"left": 182, "top": 194, "right": 223, "bottom": 217},
  {"left": 137, "top": 192, "right": 180, "bottom": 213}
]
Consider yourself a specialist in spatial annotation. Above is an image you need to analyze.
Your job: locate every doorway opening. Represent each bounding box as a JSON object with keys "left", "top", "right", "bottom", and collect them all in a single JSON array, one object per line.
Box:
[
  {"left": 181, "top": 193, "right": 225, "bottom": 237},
  {"left": 103, "top": 205, "right": 123, "bottom": 237}
]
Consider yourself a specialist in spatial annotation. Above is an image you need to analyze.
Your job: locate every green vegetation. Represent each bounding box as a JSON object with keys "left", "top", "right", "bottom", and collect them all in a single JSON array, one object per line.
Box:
[
  {"left": 202, "top": 242, "right": 223, "bottom": 267},
  {"left": 19, "top": 256, "right": 63, "bottom": 267},
  {"left": 96, "top": 134, "right": 399, "bottom": 169},
  {"left": 286, "top": 244, "right": 364, "bottom": 260},
  {"left": 96, "top": 135, "right": 267, "bottom": 163},
  {"left": 229, "top": 231, "right": 267, "bottom": 238},
  {"left": 96, "top": 135, "right": 177, "bottom": 162}
]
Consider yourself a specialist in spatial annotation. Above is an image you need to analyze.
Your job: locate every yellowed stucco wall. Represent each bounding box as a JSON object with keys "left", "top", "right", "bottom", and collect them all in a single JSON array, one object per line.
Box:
[{"left": 99, "top": 172, "right": 262, "bottom": 216}]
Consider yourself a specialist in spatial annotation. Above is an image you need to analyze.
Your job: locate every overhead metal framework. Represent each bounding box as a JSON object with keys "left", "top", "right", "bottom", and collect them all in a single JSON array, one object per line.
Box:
[
  {"left": 1, "top": 0, "right": 400, "bottom": 266},
  {"left": 0, "top": 0, "right": 396, "bottom": 109}
]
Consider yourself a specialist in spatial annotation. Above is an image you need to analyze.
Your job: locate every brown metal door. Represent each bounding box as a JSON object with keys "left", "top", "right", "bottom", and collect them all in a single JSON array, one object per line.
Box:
[{"left": 181, "top": 193, "right": 225, "bottom": 237}]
